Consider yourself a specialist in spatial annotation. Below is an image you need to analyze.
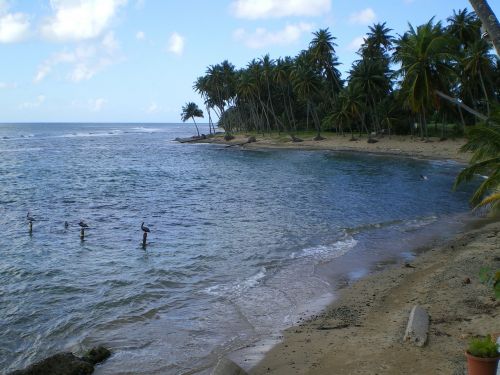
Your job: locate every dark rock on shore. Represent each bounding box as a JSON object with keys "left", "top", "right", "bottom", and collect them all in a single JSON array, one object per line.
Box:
[
  {"left": 9, "top": 346, "right": 111, "bottom": 375},
  {"left": 82, "top": 346, "right": 111, "bottom": 365}
]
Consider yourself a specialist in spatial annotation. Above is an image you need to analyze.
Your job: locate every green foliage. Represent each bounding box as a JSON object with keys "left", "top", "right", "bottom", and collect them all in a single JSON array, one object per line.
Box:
[
  {"left": 479, "top": 267, "right": 500, "bottom": 299},
  {"left": 454, "top": 106, "right": 500, "bottom": 214},
  {"left": 467, "top": 335, "right": 499, "bottom": 358},
  {"left": 190, "top": 8, "right": 498, "bottom": 139}
]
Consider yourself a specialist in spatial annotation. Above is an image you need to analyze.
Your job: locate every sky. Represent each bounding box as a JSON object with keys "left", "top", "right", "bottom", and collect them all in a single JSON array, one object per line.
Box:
[{"left": 0, "top": 0, "right": 497, "bottom": 123}]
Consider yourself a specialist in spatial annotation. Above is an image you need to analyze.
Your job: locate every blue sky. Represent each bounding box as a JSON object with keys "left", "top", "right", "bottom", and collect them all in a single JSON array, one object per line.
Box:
[{"left": 0, "top": 0, "right": 496, "bottom": 123}]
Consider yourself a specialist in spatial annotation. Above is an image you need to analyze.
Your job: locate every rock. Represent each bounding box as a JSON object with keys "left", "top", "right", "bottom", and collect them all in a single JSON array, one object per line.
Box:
[
  {"left": 367, "top": 138, "right": 379, "bottom": 143},
  {"left": 247, "top": 136, "right": 256, "bottom": 143},
  {"left": 211, "top": 358, "right": 248, "bottom": 375},
  {"left": 290, "top": 135, "right": 303, "bottom": 142},
  {"left": 403, "top": 305, "right": 429, "bottom": 347},
  {"left": 224, "top": 134, "right": 235, "bottom": 141},
  {"left": 313, "top": 135, "right": 325, "bottom": 141},
  {"left": 9, "top": 353, "right": 94, "bottom": 375},
  {"left": 82, "top": 346, "right": 111, "bottom": 365},
  {"left": 9, "top": 346, "right": 111, "bottom": 375}
]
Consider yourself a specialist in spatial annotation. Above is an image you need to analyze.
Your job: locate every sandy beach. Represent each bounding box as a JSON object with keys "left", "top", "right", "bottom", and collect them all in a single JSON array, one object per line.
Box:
[
  {"left": 196, "top": 133, "right": 471, "bottom": 163},
  {"left": 193, "top": 134, "right": 500, "bottom": 375},
  {"left": 249, "top": 219, "right": 499, "bottom": 375}
]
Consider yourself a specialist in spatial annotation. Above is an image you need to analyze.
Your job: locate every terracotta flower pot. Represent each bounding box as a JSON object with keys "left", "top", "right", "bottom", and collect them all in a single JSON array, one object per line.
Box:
[{"left": 465, "top": 351, "right": 500, "bottom": 375}]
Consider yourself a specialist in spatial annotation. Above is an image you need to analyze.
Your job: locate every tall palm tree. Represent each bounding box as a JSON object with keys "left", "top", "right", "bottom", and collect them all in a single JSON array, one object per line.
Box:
[
  {"left": 181, "top": 102, "right": 204, "bottom": 136},
  {"left": 468, "top": 0, "right": 500, "bottom": 55},
  {"left": 461, "top": 38, "right": 497, "bottom": 116},
  {"left": 292, "top": 63, "right": 323, "bottom": 139},
  {"left": 393, "top": 18, "right": 456, "bottom": 140},
  {"left": 309, "top": 28, "right": 343, "bottom": 99},
  {"left": 363, "top": 22, "right": 395, "bottom": 59},
  {"left": 349, "top": 58, "right": 390, "bottom": 134},
  {"left": 447, "top": 8, "right": 481, "bottom": 48}
]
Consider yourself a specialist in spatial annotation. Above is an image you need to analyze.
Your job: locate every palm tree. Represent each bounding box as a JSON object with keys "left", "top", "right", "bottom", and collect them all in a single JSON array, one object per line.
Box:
[
  {"left": 349, "top": 58, "right": 390, "bottom": 134},
  {"left": 393, "top": 19, "right": 456, "bottom": 140},
  {"left": 292, "top": 63, "right": 324, "bottom": 139},
  {"left": 454, "top": 112, "right": 500, "bottom": 214},
  {"left": 363, "top": 22, "right": 395, "bottom": 59},
  {"left": 309, "top": 28, "right": 343, "bottom": 100},
  {"left": 468, "top": 0, "right": 500, "bottom": 55},
  {"left": 447, "top": 8, "right": 481, "bottom": 48},
  {"left": 461, "top": 38, "right": 497, "bottom": 116},
  {"left": 181, "top": 102, "right": 204, "bottom": 136}
]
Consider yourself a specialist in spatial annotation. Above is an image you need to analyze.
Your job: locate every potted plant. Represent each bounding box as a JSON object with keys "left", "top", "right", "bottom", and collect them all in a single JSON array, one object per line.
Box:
[{"left": 465, "top": 335, "right": 500, "bottom": 375}]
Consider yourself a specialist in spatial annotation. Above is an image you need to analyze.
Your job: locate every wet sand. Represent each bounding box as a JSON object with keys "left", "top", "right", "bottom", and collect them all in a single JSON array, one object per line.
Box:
[{"left": 248, "top": 220, "right": 499, "bottom": 375}]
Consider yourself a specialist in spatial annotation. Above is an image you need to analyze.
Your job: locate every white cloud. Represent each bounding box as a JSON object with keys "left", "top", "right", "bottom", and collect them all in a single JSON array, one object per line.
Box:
[
  {"left": 89, "top": 98, "right": 106, "bottom": 111},
  {"left": 34, "top": 32, "right": 122, "bottom": 83},
  {"left": 233, "top": 22, "right": 313, "bottom": 49},
  {"left": 146, "top": 102, "right": 159, "bottom": 113},
  {"left": 167, "top": 32, "right": 184, "bottom": 55},
  {"left": 230, "top": 0, "right": 330, "bottom": 19},
  {"left": 19, "top": 95, "right": 45, "bottom": 109},
  {"left": 349, "top": 8, "right": 376, "bottom": 25},
  {"left": 135, "top": 0, "right": 145, "bottom": 9},
  {"left": 135, "top": 30, "right": 145, "bottom": 40},
  {"left": 347, "top": 35, "right": 366, "bottom": 51},
  {"left": 41, "top": 0, "right": 127, "bottom": 42},
  {"left": 0, "top": 12, "right": 30, "bottom": 43}
]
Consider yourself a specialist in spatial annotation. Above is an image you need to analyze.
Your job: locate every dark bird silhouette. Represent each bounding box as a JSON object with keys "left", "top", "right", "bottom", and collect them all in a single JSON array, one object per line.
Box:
[
  {"left": 26, "top": 212, "right": 35, "bottom": 222},
  {"left": 420, "top": 174, "right": 428, "bottom": 180},
  {"left": 64, "top": 221, "right": 69, "bottom": 229},
  {"left": 141, "top": 222, "right": 150, "bottom": 233},
  {"left": 79, "top": 220, "right": 89, "bottom": 228}
]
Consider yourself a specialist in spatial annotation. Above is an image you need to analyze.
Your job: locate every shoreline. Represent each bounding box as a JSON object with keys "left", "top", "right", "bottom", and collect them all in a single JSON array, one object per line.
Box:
[
  {"left": 193, "top": 134, "right": 471, "bottom": 163},
  {"left": 247, "top": 218, "right": 500, "bottom": 375}
]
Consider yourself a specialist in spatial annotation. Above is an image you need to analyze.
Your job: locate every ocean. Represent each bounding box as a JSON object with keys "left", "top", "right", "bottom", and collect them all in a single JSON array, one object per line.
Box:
[{"left": 0, "top": 123, "right": 476, "bottom": 374}]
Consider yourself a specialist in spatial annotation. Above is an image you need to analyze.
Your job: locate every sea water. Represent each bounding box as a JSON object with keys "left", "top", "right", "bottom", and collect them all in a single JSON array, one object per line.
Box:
[{"left": 0, "top": 123, "right": 476, "bottom": 374}]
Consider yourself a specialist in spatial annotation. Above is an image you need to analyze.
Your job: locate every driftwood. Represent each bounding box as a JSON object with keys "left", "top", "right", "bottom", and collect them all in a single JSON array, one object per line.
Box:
[{"left": 175, "top": 135, "right": 207, "bottom": 143}]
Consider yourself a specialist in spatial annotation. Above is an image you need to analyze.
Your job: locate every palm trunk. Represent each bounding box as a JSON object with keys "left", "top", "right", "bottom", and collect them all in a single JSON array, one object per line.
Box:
[
  {"left": 478, "top": 69, "right": 491, "bottom": 117},
  {"left": 468, "top": 0, "right": 500, "bottom": 56},
  {"left": 192, "top": 118, "right": 200, "bottom": 136}
]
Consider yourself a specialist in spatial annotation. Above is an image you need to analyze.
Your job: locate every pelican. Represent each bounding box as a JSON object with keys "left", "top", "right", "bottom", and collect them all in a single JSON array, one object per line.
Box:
[
  {"left": 26, "top": 212, "right": 35, "bottom": 222},
  {"left": 141, "top": 222, "right": 151, "bottom": 233},
  {"left": 79, "top": 220, "right": 89, "bottom": 228}
]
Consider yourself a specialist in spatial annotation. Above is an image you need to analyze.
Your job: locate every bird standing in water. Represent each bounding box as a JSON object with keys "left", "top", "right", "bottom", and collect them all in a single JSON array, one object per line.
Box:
[
  {"left": 141, "top": 222, "right": 150, "bottom": 248},
  {"left": 141, "top": 222, "right": 150, "bottom": 233},
  {"left": 79, "top": 220, "right": 88, "bottom": 240},
  {"left": 27, "top": 212, "right": 35, "bottom": 233}
]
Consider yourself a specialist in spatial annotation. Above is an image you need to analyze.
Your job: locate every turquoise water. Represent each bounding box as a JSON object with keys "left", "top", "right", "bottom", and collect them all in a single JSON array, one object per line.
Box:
[{"left": 0, "top": 123, "right": 475, "bottom": 374}]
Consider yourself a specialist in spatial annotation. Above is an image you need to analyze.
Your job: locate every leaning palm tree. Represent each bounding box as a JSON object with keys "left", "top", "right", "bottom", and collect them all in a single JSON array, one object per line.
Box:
[
  {"left": 454, "top": 107, "right": 500, "bottom": 215},
  {"left": 181, "top": 102, "right": 204, "bottom": 136},
  {"left": 468, "top": 0, "right": 500, "bottom": 55}
]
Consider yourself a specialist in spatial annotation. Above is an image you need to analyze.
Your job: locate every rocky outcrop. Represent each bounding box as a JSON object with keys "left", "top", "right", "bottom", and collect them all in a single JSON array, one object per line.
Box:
[{"left": 9, "top": 346, "right": 111, "bottom": 375}]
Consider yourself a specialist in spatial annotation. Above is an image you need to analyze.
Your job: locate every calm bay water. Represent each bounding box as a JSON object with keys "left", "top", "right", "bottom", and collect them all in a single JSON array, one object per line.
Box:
[{"left": 0, "top": 123, "right": 475, "bottom": 374}]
